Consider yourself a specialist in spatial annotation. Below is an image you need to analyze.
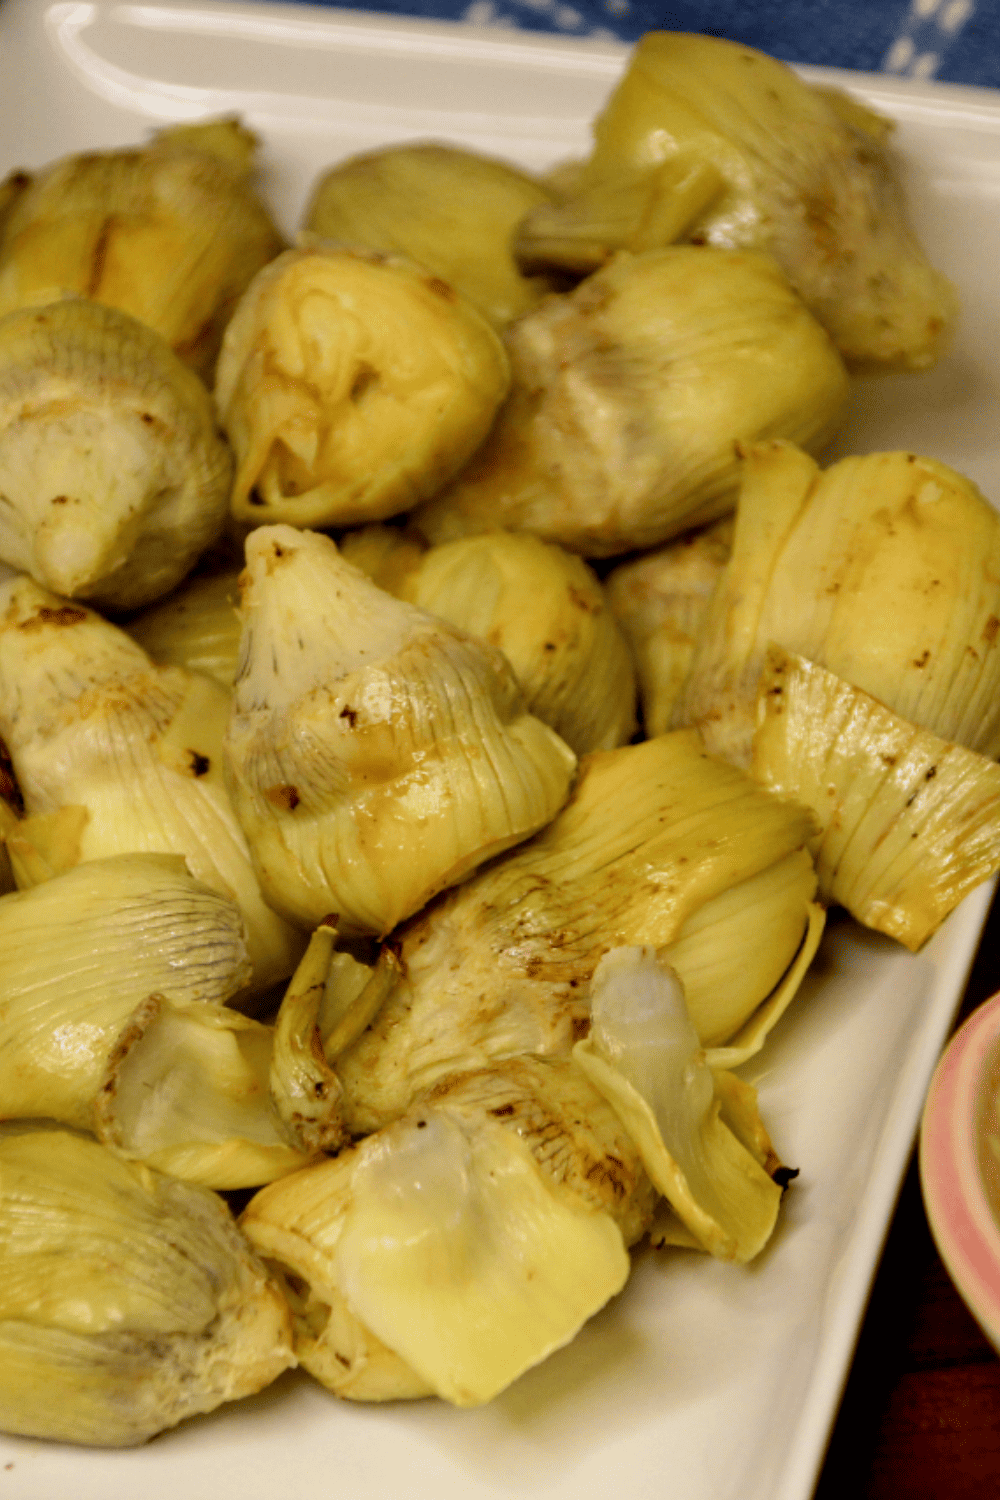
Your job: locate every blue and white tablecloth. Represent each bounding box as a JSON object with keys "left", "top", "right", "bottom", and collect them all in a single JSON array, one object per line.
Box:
[{"left": 287, "top": 0, "right": 1000, "bottom": 89}]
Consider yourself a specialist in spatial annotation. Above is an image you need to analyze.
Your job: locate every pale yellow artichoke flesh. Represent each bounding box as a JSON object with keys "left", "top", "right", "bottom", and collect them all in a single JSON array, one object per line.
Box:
[
  {"left": 514, "top": 31, "right": 955, "bottom": 370},
  {"left": 215, "top": 242, "right": 511, "bottom": 529},
  {"left": 0, "top": 299, "right": 233, "bottom": 610},
  {"left": 0, "top": 574, "right": 306, "bottom": 997},
  {"left": 0, "top": 851, "right": 250, "bottom": 1131},
  {"left": 605, "top": 515, "right": 733, "bottom": 737},
  {"left": 223, "top": 525, "right": 576, "bottom": 935},
  {"left": 415, "top": 246, "right": 849, "bottom": 557},
  {"left": 303, "top": 142, "right": 561, "bottom": 326},
  {"left": 0, "top": 118, "right": 284, "bottom": 382},
  {"left": 343, "top": 525, "right": 638, "bottom": 754},
  {"left": 682, "top": 442, "right": 1000, "bottom": 768},
  {"left": 574, "top": 947, "right": 783, "bottom": 1263},
  {"left": 752, "top": 645, "right": 1000, "bottom": 950},
  {"left": 333, "top": 730, "right": 818, "bottom": 1132},
  {"left": 126, "top": 565, "right": 243, "bottom": 687},
  {"left": 0, "top": 1127, "right": 294, "bottom": 1446}
]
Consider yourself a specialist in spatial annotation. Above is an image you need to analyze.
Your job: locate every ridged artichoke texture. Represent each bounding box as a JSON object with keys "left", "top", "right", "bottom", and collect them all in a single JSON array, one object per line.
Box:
[
  {"left": 605, "top": 515, "right": 733, "bottom": 737},
  {"left": 303, "top": 142, "right": 563, "bottom": 328},
  {"left": 223, "top": 525, "right": 577, "bottom": 936},
  {"left": 341, "top": 525, "right": 637, "bottom": 753},
  {"left": 753, "top": 646, "right": 1000, "bottom": 951},
  {"left": 0, "top": 574, "right": 306, "bottom": 998},
  {"left": 126, "top": 564, "right": 243, "bottom": 687},
  {"left": 0, "top": 300, "right": 233, "bottom": 610},
  {"left": 242, "top": 1056, "right": 649, "bottom": 1405},
  {"left": 215, "top": 242, "right": 511, "bottom": 530},
  {"left": 575, "top": 947, "right": 784, "bottom": 1263},
  {"left": 332, "top": 729, "right": 822, "bottom": 1135},
  {"left": 0, "top": 1126, "right": 294, "bottom": 1446},
  {"left": 514, "top": 32, "right": 956, "bottom": 371},
  {"left": 0, "top": 117, "right": 285, "bottom": 383},
  {"left": 413, "top": 246, "right": 850, "bottom": 558},
  {"left": 681, "top": 442, "right": 1000, "bottom": 769},
  {"left": 0, "top": 852, "right": 250, "bottom": 1132}
]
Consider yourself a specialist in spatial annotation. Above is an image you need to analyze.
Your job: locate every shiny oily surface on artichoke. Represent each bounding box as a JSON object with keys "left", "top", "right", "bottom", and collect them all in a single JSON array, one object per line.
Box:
[
  {"left": 0, "top": 573, "right": 305, "bottom": 997},
  {"left": 0, "top": 1126, "right": 294, "bottom": 1446},
  {"left": 682, "top": 441, "right": 1000, "bottom": 768},
  {"left": 303, "top": 142, "right": 561, "bottom": 327},
  {"left": 515, "top": 31, "right": 956, "bottom": 371},
  {"left": 341, "top": 526, "right": 637, "bottom": 754},
  {"left": 215, "top": 241, "right": 511, "bottom": 530},
  {"left": 0, "top": 117, "right": 285, "bottom": 382},
  {"left": 415, "top": 245, "right": 850, "bottom": 557},
  {"left": 0, "top": 299, "right": 233, "bottom": 610},
  {"left": 224, "top": 524, "right": 577, "bottom": 936}
]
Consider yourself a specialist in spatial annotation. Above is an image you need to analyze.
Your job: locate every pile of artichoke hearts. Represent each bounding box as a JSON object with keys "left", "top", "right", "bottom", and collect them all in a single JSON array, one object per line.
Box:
[{"left": 0, "top": 30, "right": 997, "bottom": 1447}]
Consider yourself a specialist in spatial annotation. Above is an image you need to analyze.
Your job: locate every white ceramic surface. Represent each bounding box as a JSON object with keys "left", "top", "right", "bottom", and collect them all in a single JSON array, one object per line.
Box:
[{"left": 1, "top": 5, "right": 1000, "bottom": 1498}]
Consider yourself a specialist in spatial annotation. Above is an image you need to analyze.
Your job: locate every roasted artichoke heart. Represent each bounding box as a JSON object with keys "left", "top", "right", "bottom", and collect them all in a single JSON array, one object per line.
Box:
[
  {"left": 224, "top": 525, "right": 577, "bottom": 935},
  {"left": 0, "top": 299, "right": 232, "bottom": 610},
  {"left": 0, "top": 1127, "right": 294, "bottom": 1446},
  {"left": 215, "top": 242, "right": 511, "bottom": 529},
  {"left": 415, "top": 246, "right": 849, "bottom": 557},
  {"left": 515, "top": 31, "right": 955, "bottom": 370},
  {"left": 303, "top": 142, "right": 560, "bottom": 326},
  {"left": 0, "top": 117, "right": 284, "bottom": 381}
]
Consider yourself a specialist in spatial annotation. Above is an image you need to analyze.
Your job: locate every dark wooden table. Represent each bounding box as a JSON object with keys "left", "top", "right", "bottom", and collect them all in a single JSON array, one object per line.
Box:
[{"left": 813, "top": 890, "right": 1000, "bottom": 1500}]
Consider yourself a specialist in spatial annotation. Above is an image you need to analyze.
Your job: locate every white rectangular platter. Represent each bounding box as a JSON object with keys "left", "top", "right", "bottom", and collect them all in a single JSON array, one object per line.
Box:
[{"left": 2, "top": 3, "right": 1000, "bottom": 1498}]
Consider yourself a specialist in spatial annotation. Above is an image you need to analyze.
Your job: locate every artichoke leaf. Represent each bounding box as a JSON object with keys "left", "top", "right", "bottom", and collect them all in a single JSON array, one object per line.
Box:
[
  {"left": 752, "top": 645, "right": 1000, "bottom": 949},
  {"left": 574, "top": 947, "right": 783, "bottom": 1262}
]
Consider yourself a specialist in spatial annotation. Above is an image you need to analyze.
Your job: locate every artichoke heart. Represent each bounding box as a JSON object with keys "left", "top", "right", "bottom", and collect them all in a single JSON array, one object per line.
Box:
[
  {"left": 0, "top": 1127, "right": 294, "bottom": 1446},
  {"left": 242, "top": 1066, "right": 634, "bottom": 1406},
  {"left": 0, "top": 574, "right": 306, "bottom": 998},
  {"left": 215, "top": 242, "right": 511, "bottom": 530},
  {"left": 95, "top": 994, "right": 315, "bottom": 1189},
  {"left": 681, "top": 442, "right": 1000, "bottom": 768},
  {"left": 514, "top": 31, "right": 955, "bottom": 370},
  {"left": 303, "top": 142, "right": 561, "bottom": 327},
  {"left": 753, "top": 646, "right": 1000, "bottom": 950},
  {"left": 126, "top": 564, "right": 243, "bottom": 687},
  {"left": 223, "top": 525, "right": 577, "bottom": 936},
  {"left": 0, "top": 852, "right": 249, "bottom": 1131},
  {"left": 605, "top": 516, "right": 733, "bottom": 737},
  {"left": 414, "top": 247, "right": 849, "bottom": 557},
  {"left": 342, "top": 525, "right": 638, "bottom": 754},
  {"left": 574, "top": 946, "right": 784, "bottom": 1263},
  {"left": 333, "top": 730, "right": 819, "bottom": 1132},
  {"left": 0, "top": 118, "right": 284, "bottom": 382},
  {"left": 0, "top": 299, "right": 233, "bottom": 610}
]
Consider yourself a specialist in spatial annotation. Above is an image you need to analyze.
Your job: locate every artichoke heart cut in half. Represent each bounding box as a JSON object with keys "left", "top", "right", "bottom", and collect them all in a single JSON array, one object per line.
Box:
[
  {"left": 575, "top": 946, "right": 785, "bottom": 1263},
  {"left": 303, "top": 142, "right": 562, "bottom": 327},
  {"left": 242, "top": 1074, "right": 633, "bottom": 1406},
  {"left": 514, "top": 31, "right": 955, "bottom": 371},
  {"left": 0, "top": 574, "right": 306, "bottom": 999},
  {"left": 333, "top": 729, "right": 822, "bottom": 1133},
  {"left": 753, "top": 646, "right": 1000, "bottom": 951},
  {"left": 681, "top": 442, "right": 1000, "bottom": 769},
  {"left": 414, "top": 246, "right": 850, "bottom": 557},
  {"left": 342, "top": 525, "right": 638, "bottom": 754},
  {"left": 605, "top": 515, "right": 733, "bottom": 737},
  {"left": 0, "top": 299, "right": 233, "bottom": 610},
  {"left": 0, "top": 852, "right": 250, "bottom": 1131},
  {"left": 0, "top": 1127, "right": 294, "bottom": 1447},
  {"left": 223, "top": 525, "right": 577, "bottom": 936},
  {"left": 215, "top": 242, "right": 511, "bottom": 530},
  {"left": 0, "top": 117, "right": 285, "bottom": 382}
]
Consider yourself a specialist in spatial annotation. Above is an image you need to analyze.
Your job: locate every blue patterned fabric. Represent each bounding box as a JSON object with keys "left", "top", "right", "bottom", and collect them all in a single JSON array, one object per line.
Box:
[{"left": 287, "top": 1, "right": 1000, "bottom": 88}]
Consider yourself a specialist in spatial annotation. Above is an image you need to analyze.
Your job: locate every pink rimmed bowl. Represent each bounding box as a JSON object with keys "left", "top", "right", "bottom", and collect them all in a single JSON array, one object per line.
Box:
[{"left": 920, "top": 990, "right": 1000, "bottom": 1350}]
